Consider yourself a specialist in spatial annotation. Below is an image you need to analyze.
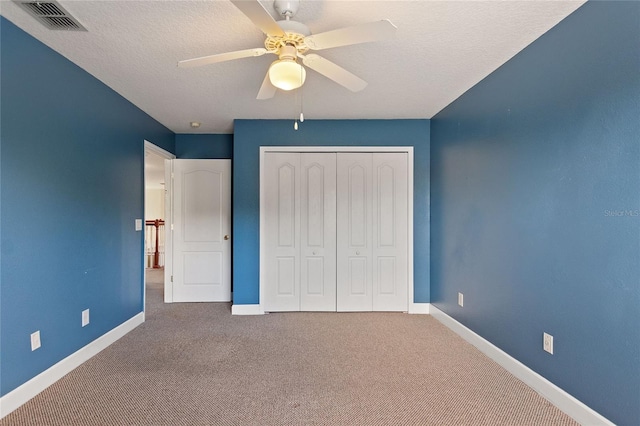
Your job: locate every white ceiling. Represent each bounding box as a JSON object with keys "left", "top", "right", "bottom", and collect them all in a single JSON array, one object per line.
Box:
[{"left": 1, "top": 0, "right": 585, "bottom": 134}]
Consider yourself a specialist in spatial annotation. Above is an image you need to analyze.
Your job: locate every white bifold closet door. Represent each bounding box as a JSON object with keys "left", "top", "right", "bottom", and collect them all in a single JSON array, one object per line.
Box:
[
  {"left": 263, "top": 151, "right": 407, "bottom": 312},
  {"left": 336, "top": 153, "right": 408, "bottom": 311},
  {"left": 264, "top": 153, "right": 337, "bottom": 311}
]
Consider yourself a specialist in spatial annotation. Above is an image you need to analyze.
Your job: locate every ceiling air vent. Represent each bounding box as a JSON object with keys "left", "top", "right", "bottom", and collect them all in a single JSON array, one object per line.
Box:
[{"left": 15, "top": 0, "right": 87, "bottom": 31}]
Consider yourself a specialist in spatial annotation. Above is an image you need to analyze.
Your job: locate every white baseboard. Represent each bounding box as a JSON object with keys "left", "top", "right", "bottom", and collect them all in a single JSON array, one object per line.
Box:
[
  {"left": 231, "top": 304, "right": 263, "bottom": 315},
  {"left": 232, "top": 304, "right": 428, "bottom": 315},
  {"left": 429, "top": 305, "right": 613, "bottom": 426},
  {"left": 0, "top": 312, "right": 144, "bottom": 419},
  {"left": 408, "top": 302, "right": 430, "bottom": 314}
]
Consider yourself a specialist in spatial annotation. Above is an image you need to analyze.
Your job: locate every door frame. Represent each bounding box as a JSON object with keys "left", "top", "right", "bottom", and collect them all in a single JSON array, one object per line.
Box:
[
  {"left": 143, "top": 141, "right": 175, "bottom": 310},
  {"left": 259, "top": 146, "right": 414, "bottom": 314}
]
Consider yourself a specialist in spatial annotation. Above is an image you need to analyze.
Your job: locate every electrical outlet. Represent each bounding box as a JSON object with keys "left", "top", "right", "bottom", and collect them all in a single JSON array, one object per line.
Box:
[
  {"left": 458, "top": 292, "right": 464, "bottom": 307},
  {"left": 30, "top": 331, "right": 41, "bottom": 351},
  {"left": 543, "top": 332, "right": 554, "bottom": 354},
  {"left": 82, "top": 309, "right": 90, "bottom": 327}
]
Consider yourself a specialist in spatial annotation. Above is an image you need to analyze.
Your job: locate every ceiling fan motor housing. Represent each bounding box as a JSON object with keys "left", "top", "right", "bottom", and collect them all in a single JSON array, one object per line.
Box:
[{"left": 265, "top": 19, "right": 311, "bottom": 55}]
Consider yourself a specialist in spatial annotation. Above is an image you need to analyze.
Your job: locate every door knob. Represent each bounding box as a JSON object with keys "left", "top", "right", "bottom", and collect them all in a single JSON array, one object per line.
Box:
[
  {"left": 356, "top": 251, "right": 360, "bottom": 255},
  {"left": 224, "top": 235, "right": 230, "bottom": 240},
  {"left": 313, "top": 251, "right": 317, "bottom": 255}
]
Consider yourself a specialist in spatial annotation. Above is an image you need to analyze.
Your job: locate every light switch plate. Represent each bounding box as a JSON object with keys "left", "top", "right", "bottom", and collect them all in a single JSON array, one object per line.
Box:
[
  {"left": 543, "top": 332, "right": 554, "bottom": 354},
  {"left": 135, "top": 219, "right": 142, "bottom": 231},
  {"left": 82, "top": 309, "right": 90, "bottom": 327},
  {"left": 31, "top": 331, "right": 41, "bottom": 351}
]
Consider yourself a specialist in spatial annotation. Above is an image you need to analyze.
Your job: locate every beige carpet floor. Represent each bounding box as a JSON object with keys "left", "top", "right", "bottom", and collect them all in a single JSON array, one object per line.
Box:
[{"left": 1, "top": 269, "right": 577, "bottom": 425}]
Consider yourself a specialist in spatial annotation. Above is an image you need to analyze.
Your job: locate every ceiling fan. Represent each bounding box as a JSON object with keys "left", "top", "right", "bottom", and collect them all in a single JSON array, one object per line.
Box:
[{"left": 178, "top": 0, "right": 397, "bottom": 100}]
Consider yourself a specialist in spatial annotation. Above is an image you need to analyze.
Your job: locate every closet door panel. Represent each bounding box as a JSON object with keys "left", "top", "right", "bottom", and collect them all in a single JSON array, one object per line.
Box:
[
  {"left": 372, "top": 153, "right": 408, "bottom": 311},
  {"left": 264, "top": 153, "right": 301, "bottom": 311},
  {"left": 337, "top": 153, "right": 373, "bottom": 311},
  {"left": 300, "top": 153, "right": 337, "bottom": 311}
]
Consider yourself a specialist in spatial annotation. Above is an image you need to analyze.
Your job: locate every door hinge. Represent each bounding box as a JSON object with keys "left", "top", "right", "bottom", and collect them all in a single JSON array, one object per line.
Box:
[
  {"left": 171, "top": 224, "right": 174, "bottom": 231},
  {"left": 171, "top": 275, "right": 173, "bottom": 283}
]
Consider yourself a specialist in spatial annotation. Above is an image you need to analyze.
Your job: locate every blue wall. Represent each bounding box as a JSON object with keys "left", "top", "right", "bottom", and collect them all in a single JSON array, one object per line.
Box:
[
  {"left": 430, "top": 2, "right": 639, "bottom": 425},
  {"left": 175, "top": 134, "right": 233, "bottom": 159},
  {"left": 232, "top": 119, "right": 430, "bottom": 305},
  {"left": 0, "top": 17, "right": 175, "bottom": 396},
  {"left": 3, "top": 1, "right": 638, "bottom": 422}
]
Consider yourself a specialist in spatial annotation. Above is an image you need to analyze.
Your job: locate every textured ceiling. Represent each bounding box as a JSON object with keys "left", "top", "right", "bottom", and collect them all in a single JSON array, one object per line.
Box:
[{"left": 1, "top": 0, "right": 585, "bottom": 134}]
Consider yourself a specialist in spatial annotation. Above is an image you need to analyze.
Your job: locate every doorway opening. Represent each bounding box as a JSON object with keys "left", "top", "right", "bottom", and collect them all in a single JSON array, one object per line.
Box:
[{"left": 143, "top": 140, "right": 175, "bottom": 314}]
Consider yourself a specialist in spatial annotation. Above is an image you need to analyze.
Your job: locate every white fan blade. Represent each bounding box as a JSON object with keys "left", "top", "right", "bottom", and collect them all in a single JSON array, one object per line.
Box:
[
  {"left": 230, "top": 0, "right": 285, "bottom": 37},
  {"left": 301, "top": 54, "right": 367, "bottom": 92},
  {"left": 178, "top": 48, "right": 268, "bottom": 68},
  {"left": 305, "top": 19, "right": 397, "bottom": 50},
  {"left": 257, "top": 71, "right": 276, "bottom": 100}
]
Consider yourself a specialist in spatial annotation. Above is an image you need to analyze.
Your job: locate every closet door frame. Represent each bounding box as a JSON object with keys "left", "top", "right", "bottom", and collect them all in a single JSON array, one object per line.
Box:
[{"left": 259, "top": 146, "right": 414, "bottom": 314}]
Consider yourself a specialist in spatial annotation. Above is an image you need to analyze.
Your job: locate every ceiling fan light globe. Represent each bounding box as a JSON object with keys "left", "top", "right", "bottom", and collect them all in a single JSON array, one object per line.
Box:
[{"left": 268, "top": 59, "right": 306, "bottom": 91}]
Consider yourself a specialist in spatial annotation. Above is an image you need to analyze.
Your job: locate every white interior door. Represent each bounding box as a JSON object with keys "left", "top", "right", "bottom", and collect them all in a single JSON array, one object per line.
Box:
[
  {"left": 300, "top": 153, "right": 337, "bottom": 311},
  {"left": 171, "top": 159, "right": 231, "bottom": 302}
]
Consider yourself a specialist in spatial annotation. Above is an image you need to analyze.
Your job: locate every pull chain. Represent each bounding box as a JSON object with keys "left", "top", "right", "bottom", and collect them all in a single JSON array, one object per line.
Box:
[
  {"left": 294, "top": 61, "right": 304, "bottom": 130},
  {"left": 299, "top": 63, "right": 304, "bottom": 123}
]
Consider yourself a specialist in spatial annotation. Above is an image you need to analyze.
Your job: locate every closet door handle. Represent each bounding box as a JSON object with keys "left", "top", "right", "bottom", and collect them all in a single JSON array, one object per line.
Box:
[
  {"left": 224, "top": 235, "right": 230, "bottom": 240},
  {"left": 356, "top": 251, "right": 361, "bottom": 255}
]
